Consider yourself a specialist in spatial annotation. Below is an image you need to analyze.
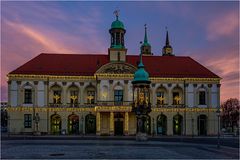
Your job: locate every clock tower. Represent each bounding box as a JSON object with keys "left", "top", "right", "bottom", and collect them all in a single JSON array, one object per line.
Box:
[
  {"left": 108, "top": 10, "right": 127, "bottom": 62},
  {"left": 162, "top": 29, "right": 174, "bottom": 56}
]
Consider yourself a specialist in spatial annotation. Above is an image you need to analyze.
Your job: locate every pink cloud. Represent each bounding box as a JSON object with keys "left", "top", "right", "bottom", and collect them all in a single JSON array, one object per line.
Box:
[
  {"left": 191, "top": 46, "right": 239, "bottom": 103},
  {"left": 207, "top": 10, "right": 239, "bottom": 40}
]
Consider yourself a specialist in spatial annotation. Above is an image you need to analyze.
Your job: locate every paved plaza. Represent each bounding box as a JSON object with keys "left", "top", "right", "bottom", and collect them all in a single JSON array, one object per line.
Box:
[{"left": 1, "top": 138, "right": 239, "bottom": 159}]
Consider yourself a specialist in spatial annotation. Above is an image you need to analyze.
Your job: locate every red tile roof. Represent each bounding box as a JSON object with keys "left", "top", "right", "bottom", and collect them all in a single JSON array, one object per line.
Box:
[{"left": 9, "top": 53, "right": 220, "bottom": 78}]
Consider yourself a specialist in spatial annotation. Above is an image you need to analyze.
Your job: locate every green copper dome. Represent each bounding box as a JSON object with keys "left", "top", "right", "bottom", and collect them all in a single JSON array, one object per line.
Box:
[
  {"left": 132, "top": 55, "right": 151, "bottom": 84},
  {"left": 111, "top": 19, "right": 125, "bottom": 29}
]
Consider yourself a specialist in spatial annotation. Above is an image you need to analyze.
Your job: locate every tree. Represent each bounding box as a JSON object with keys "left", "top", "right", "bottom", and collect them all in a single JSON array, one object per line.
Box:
[{"left": 221, "top": 98, "right": 239, "bottom": 132}]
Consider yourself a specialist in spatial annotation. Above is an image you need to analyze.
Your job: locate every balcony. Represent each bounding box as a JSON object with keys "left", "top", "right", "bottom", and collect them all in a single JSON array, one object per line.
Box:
[
  {"left": 155, "top": 104, "right": 186, "bottom": 108},
  {"left": 97, "top": 101, "right": 132, "bottom": 106},
  {"left": 49, "top": 103, "right": 63, "bottom": 107}
]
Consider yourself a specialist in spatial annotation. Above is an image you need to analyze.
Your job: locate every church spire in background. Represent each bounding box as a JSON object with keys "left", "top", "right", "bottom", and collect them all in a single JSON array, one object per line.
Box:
[
  {"left": 141, "top": 24, "right": 152, "bottom": 55},
  {"left": 162, "top": 27, "right": 174, "bottom": 56}
]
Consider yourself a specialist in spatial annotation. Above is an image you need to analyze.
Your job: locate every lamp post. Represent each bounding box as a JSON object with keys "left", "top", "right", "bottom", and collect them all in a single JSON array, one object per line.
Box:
[
  {"left": 216, "top": 108, "right": 221, "bottom": 149},
  {"left": 152, "top": 117, "right": 155, "bottom": 136},
  {"left": 191, "top": 118, "right": 194, "bottom": 138},
  {"left": 81, "top": 115, "right": 84, "bottom": 135}
]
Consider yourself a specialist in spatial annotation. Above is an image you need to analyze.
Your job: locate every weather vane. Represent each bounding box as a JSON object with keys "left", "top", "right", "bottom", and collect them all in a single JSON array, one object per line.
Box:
[{"left": 113, "top": 9, "right": 120, "bottom": 19}]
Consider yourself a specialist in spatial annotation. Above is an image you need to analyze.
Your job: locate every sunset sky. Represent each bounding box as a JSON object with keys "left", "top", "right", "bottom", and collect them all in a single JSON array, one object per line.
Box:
[{"left": 1, "top": 1, "right": 239, "bottom": 103}]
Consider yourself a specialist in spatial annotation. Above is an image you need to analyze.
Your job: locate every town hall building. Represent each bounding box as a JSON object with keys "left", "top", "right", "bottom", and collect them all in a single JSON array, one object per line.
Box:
[{"left": 6, "top": 13, "right": 221, "bottom": 136}]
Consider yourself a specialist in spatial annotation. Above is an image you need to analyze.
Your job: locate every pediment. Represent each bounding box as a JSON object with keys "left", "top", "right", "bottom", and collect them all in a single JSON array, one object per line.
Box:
[{"left": 96, "top": 62, "right": 137, "bottom": 74}]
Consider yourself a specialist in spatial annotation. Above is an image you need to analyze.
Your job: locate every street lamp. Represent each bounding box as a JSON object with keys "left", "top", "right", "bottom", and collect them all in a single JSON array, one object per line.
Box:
[
  {"left": 216, "top": 108, "right": 221, "bottom": 149},
  {"left": 81, "top": 115, "right": 84, "bottom": 135},
  {"left": 152, "top": 117, "right": 155, "bottom": 136}
]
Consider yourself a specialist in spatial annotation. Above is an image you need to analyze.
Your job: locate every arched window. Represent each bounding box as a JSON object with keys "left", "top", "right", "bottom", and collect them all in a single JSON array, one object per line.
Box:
[
  {"left": 156, "top": 86, "right": 168, "bottom": 105},
  {"left": 85, "top": 85, "right": 96, "bottom": 104},
  {"left": 51, "top": 84, "right": 62, "bottom": 105},
  {"left": 173, "top": 114, "right": 183, "bottom": 135},
  {"left": 68, "top": 84, "right": 79, "bottom": 107},
  {"left": 199, "top": 91, "right": 206, "bottom": 105},
  {"left": 85, "top": 114, "right": 96, "bottom": 134},
  {"left": 24, "top": 89, "right": 32, "bottom": 104},
  {"left": 68, "top": 114, "right": 79, "bottom": 134},
  {"left": 157, "top": 114, "right": 167, "bottom": 135},
  {"left": 51, "top": 114, "right": 62, "bottom": 134},
  {"left": 172, "top": 86, "right": 183, "bottom": 105}
]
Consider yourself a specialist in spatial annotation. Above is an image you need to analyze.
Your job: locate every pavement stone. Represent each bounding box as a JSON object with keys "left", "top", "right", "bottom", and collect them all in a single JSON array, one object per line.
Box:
[{"left": 1, "top": 139, "right": 239, "bottom": 159}]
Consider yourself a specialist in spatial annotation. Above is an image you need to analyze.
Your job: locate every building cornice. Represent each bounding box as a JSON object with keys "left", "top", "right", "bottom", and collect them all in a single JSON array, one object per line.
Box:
[
  {"left": 8, "top": 74, "right": 221, "bottom": 83},
  {"left": 6, "top": 106, "right": 219, "bottom": 113}
]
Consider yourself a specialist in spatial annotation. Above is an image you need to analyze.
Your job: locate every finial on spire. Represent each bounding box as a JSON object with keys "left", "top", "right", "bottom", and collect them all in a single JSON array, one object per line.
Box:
[
  {"left": 165, "top": 27, "right": 169, "bottom": 46},
  {"left": 144, "top": 24, "right": 148, "bottom": 43},
  {"left": 113, "top": 9, "right": 120, "bottom": 20}
]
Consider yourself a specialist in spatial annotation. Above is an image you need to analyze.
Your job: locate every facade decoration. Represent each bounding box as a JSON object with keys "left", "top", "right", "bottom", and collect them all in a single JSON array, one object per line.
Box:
[{"left": 6, "top": 12, "right": 221, "bottom": 137}]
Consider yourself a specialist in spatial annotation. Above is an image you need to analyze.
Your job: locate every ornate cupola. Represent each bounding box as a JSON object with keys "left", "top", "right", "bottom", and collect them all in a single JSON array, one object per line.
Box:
[
  {"left": 162, "top": 29, "right": 174, "bottom": 56},
  {"left": 108, "top": 10, "right": 127, "bottom": 62},
  {"left": 132, "top": 49, "right": 151, "bottom": 141},
  {"left": 141, "top": 24, "right": 152, "bottom": 55}
]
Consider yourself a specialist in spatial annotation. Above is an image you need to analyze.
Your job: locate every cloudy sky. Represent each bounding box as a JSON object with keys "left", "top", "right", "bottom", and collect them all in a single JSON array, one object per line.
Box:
[{"left": 1, "top": 1, "right": 239, "bottom": 103}]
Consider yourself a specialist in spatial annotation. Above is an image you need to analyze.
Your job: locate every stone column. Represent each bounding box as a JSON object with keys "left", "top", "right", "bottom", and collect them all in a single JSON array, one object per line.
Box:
[
  {"left": 167, "top": 115, "right": 173, "bottom": 135},
  {"left": 123, "top": 80, "right": 128, "bottom": 102},
  {"left": 193, "top": 84, "right": 198, "bottom": 106},
  {"left": 62, "top": 82, "right": 67, "bottom": 106},
  {"left": 168, "top": 84, "right": 172, "bottom": 105},
  {"left": 96, "top": 112, "right": 101, "bottom": 135},
  {"left": 97, "top": 80, "right": 101, "bottom": 102},
  {"left": 124, "top": 112, "right": 129, "bottom": 135},
  {"left": 44, "top": 81, "right": 48, "bottom": 107},
  {"left": 217, "top": 84, "right": 221, "bottom": 107},
  {"left": 7, "top": 80, "right": 11, "bottom": 106},
  {"left": 17, "top": 81, "right": 22, "bottom": 106},
  {"left": 184, "top": 83, "right": 189, "bottom": 106},
  {"left": 208, "top": 84, "right": 212, "bottom": 107},
  {"left": 34, "top": 81, "right": 38, "bottom": 107},
  {"left": 151, "top": 84, "right": 156, "bottom": 106},
  {"left": 79, "top": 82, "right": 84, "bottom": 105},
  {"left": 82, "top": 115, "right": 85, "bottom": 134},
  {"left": 109, "top": 80, "right": 113, "bottom": 103},
  {"left": 109, "top": 112, "right": 114, "bottom": 135}
]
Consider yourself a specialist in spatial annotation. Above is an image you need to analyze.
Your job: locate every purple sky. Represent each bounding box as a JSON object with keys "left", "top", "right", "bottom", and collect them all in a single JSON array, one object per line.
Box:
[{"left": 1, "top": 1, "right": 239, "bottom": 103}]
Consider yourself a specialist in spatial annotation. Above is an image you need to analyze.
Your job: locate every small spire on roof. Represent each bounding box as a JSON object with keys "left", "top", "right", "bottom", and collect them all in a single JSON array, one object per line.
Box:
[
  {"left": 165, "top": 27, "right": 170, "bottom": 46},
  {"left": 144, "top": 24, "right": 148, "bottom": 44}
]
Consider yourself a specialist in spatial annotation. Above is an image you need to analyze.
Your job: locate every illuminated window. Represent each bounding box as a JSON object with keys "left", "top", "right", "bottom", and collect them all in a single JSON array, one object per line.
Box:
[
  {"left": 70, "top": 91, "right": 78, "bottom": 104},
  {"left": 173, "top": 92, "right": 181, "bottom": 105},
  {"left": 157, "top": 92, "right": 164, "bottom": 105},
  {"left": 53, "top": 90, "right": 61, "bottom": 104},
  {"left": 87, "top": 91, "right": 95, "bottom": 104}
]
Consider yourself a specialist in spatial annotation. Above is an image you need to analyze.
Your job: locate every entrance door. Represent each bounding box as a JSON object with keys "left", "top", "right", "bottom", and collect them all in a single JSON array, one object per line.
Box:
[
  {"left": 173, "top": 114, "right": 183, "bottom": 135},
  {"left": 198, "top": 115, "right": 207, "bottom": 136},
  {"left": 68, "top": 114, "right": 79, "bottom": 134},
  {"left": 114, "top": 120, "right": 123, "bottom": 135},
  {"left": 85, "top": 114, "right": 96, "bottom": 134},
  {"left": 51, "top": 114, "right": 62, "bottom": 135},
  {"left": 157, "top": 114, "right": 167, "bottom": 135}
]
